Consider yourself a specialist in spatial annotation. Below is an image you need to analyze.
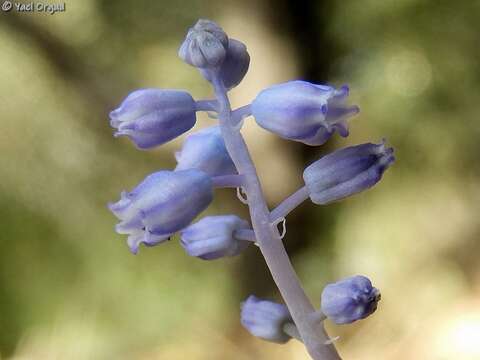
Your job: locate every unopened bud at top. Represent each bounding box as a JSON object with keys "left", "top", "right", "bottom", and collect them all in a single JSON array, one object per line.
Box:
[
  {"left": 175, "top": 126, "right": 237, "bottom": 177},
  {"left": 109, "top": 89, "right": 196, "bottom": 149},
  {"left": 321, "top": 275, "right": 381, "bottom": 324},
  {"left": 108, "top": 169, "right": 213, "bottom": 253},
  {"left": 178, "top": 19, "right": 228, "bottom": 68},
  {"left": 180, "top": 215, "right": 250, "bottom": 260},
  {"left": 200, "top": 39, "right": 250, "bottom": 90},
  {"left": 241, "top": 295, "right": 293, "bottom": 343},
  {"left": 303, "top": 141, "right": 394, "bottom": 204},
  {"left": 251, "top": 81, "right": 359, "bottom": 145}
]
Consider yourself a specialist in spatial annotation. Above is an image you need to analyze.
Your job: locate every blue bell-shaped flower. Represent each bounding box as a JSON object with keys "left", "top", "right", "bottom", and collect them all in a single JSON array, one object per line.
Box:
[
  {"left": 175, "top": 126, "right": 237, "bottom": 177},
  {"left": 108, "top": 169, "right": 213, "bottom": 253},
  {"left": 251, "top": 81, "right": 359, "bottom": 145},
  {"left": 321, "top": 275, "right": 381, "bottom": 324},
  {"left": 241, "top": 295, "right": 293, "bottom": 343},
  {"left": 180, "top": 215, "right": 250, "bottom": 260},
  {"left": 110, "top": 89, "right": 197, "bottom": 149},
  {"left": 303, "top": 141, "right": 394, "bottom": 204}
]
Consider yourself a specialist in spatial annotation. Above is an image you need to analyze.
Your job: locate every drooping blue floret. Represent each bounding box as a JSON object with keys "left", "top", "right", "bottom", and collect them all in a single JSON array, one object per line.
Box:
[
  {"left": 241, "top": 295, "right": 292, "bottom": 343},
  {"left": 321, "top": 275, "right": 381, "bottom": 324},
  {"left": 175, "top": 126, "right": 237, "bottom": 177},
  {"left": 180, "top": 215, "right": 250, "bottom": 260},
  {"left": 108, "top": 169, "right": 213, "bottom": 253},
  {"left": 200, "top": 38, "right": 250, "bottom": 90},
  {"left": 303, "top": 141, "right": 395, "bottom": 204},
  {"left": 251, "top": 81, "right": 359, "bottom": 145},
  {"left": 110, "top": 89, "right": 197, "bottom": 149},
  {"left": 178, "top": 19, "right": 229, "bottom": 68}
]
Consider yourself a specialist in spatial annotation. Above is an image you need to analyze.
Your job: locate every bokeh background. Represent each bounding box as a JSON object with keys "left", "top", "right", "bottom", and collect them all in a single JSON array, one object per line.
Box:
[{"left": 1, "top": 0, "right": 479, "bottom": 359}]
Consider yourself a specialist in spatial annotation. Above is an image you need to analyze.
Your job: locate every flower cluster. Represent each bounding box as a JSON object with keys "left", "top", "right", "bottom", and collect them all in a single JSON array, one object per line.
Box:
[{"left": 108, "top": 19, "right": 394, "bottom": 358}]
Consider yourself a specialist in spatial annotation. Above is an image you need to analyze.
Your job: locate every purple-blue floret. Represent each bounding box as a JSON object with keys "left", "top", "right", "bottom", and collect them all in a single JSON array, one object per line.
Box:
[
  {"left": 321, "top": 275, "right": 381, "bottom": 324},
  {"left": 303, "top": 141, "right": 395, "bottom": 204},
  {"left": 241, "top": 295, "right": 293, "bottom": 343},
  {"left": 110, "top": 89, "right": 197, "bottom": 149},
  {"left": 251, "top": 81, "right": 359, "bottom": 145},
  {"left": 108, "top": 169, "right": 213, "bottom": 254},
  {"left": 180, "top": 215, "right": 250, "bottom": 260},
  {"left": 175, "top": 126, "right": 237, "bottom": 177}
]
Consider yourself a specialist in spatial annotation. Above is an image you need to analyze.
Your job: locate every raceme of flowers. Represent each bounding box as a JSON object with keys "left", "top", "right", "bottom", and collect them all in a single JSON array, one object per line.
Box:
[{"left": 108, "top": 19, "right": 394, "bottom": 359}]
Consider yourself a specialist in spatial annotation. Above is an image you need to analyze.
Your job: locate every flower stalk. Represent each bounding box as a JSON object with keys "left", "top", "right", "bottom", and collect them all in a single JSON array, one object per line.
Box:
[
  {"left": 212, "top": 174, "right": 245, "bottom": 188},
  {"left": 210, "top": 72, "right": 340, "bottom": 360},
  {"left": 270, "top": 185, "right": 310, "bottom": 222}
]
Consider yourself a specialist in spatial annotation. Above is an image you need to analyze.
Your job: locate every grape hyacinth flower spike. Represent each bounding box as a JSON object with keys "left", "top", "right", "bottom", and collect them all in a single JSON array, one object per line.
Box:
[{"left": 108, "top": 18, "right": 395, "bottom": 360}]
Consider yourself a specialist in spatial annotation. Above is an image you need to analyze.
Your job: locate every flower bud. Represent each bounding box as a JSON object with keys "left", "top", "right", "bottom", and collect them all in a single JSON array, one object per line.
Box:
[
  {"left": 251, "top": 81, "right": 359, "bottom": 145},
  {"left": 321, "top": 275, "right": 381, "bottom": 324},
  {"left": 200, "top": 39, "right": 250, "bottom": 90},
  {"left": 241, "top": 295, "right": 292, "bottom": 343},
  {"left": 110, "top": 89, "right": 196, "bottom": 149},
  {"left": 180, "top": 215, "right": 250, "bottom": 260},
  {"left": 175, "top": 126, "right": 236, "bottom": 177},
  {"left": 303, "top": 141, "right": 394, "bottom": 204},
  {"left": 108, "top": 169, "right": 213, "bottom": 253},
  {"left": 178, "top": 19, "right": 228, "bottom": 68}
]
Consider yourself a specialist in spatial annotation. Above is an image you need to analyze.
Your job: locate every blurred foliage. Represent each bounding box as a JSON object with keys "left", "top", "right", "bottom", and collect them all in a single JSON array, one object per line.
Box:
[{"left": 0, "top": 0, "right": 479, "bottom": 359}]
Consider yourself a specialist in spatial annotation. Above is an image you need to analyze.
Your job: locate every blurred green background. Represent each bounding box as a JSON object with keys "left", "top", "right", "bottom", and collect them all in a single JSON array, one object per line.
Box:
[{"left": 1, "top": 0, "right": 479, "bottom": 359}]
